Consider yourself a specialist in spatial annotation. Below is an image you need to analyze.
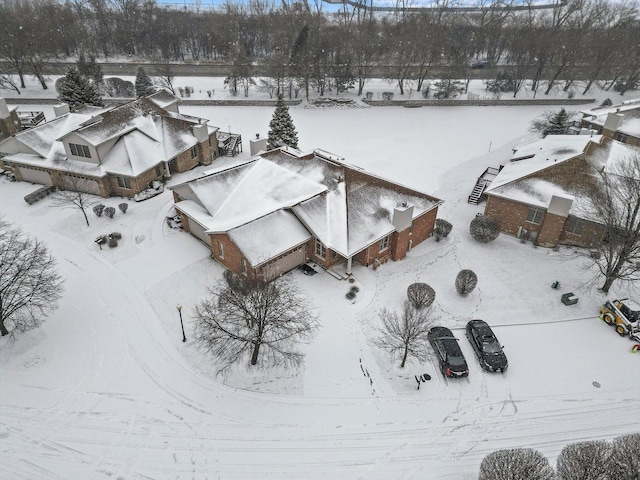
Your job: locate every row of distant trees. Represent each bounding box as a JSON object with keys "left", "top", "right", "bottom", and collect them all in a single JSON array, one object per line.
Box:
[{"left": 1, "top": 0, "right": 639, "bottom": 97}]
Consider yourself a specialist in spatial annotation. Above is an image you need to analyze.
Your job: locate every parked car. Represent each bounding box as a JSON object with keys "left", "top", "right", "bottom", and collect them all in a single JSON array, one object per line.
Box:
[
  {"left": 465, "top": 320, "right": 508, "bottom": 373},
  {"left": 471, "top": 60, "right": 490, "bottom": 69},
  {"left": 428, "top": 326, "right": 469, "bottom": 378}
]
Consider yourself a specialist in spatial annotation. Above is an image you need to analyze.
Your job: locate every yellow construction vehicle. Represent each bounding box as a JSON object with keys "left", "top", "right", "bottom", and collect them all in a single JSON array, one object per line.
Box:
[{"left": 600, "top": 298, "right": 640, "bottom": 342}]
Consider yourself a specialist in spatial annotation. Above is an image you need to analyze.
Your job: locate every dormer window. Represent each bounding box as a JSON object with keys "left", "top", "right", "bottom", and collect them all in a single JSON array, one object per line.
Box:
[{"left": 69, "top": 143, "right": 91, "bottom": 158}]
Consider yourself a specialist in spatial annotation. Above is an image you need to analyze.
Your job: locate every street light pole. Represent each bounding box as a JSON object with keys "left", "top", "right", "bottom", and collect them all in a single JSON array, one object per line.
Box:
[{"left": 176, "top": 304, "right": 186, "bottom": 342}]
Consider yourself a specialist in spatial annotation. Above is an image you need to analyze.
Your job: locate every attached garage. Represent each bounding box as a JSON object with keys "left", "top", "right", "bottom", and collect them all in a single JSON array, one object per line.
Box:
[
  {"left": 186, "top": 217, "right": 211, "bottom": 246},
  {"left": 64, "top": 174, "right": 100, "bottom": 195},
  {"left": 17, "top": 165, "right": 52, "bottom": 185},
  {"left": 261, "top": 245, "right": 306, "bottom": 277}
]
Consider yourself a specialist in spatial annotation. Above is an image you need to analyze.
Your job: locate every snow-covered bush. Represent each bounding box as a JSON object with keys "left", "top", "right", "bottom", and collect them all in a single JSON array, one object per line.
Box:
[
  {"left": 107, "top": 235, "right": 118, "bottom": 248},
  {"left": 406, "top": 283, "right": 435, "bottom": 310},
  {"left": 434, "top": 218, "right": 453, "bottom": 241},
  {"left": 346, "top": 286, "right": 359, "bottom": 300},
  {"left": 382, "top": 92, "right": 394, "bottom": 101},
  {"left": 93, "top": 203, "right": 105, "bottom": 217},
  {"left": 104, "top": 207, "right": 116, "bottom": 218},
  {"left": 111, "top": 232, "right": 122, "bottom": 240},
  {"left": 118, "top": 202, "right": 128, "bottom": 214},
  {"left": 608, "top": 433, "right": 640, "bottom": 480},
  {"left": 600, "top": 98, "right": 612, "bottom": 107},
  {"left": 24, "top": 186, "right": 55, "bottom": 205},
  {"left": 455, "top": 269, "right": 478, "bottom": 296},
  {"left": 556, "top": 440, "right": 610, "bottom": 480},
  {"left": 470, "top": 215, "right": 500, "bottom": 243},
  {"left": 479, "top": 448, "right": 554, "bottom": 480}
]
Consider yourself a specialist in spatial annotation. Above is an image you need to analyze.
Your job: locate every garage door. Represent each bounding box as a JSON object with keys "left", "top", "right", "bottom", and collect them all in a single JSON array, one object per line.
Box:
[
  {"left": 187, "top": 217, "right": 211, "bottom": 246},
  {"left": 64, "top": 175, "right": 100, "bottom": 195},
  {"left": 17, "top": 166, "right": 52, "bottom": 185},
  {"left": 264, "top": 246, "right": 306, "bottom": 278}
]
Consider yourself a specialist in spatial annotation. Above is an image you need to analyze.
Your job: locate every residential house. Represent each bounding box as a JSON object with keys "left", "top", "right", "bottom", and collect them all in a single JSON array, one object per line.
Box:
[
  {"left": 0, "top": 98, "right": 45, "bottom": 142},
  {"left": 0, "top": 91, "right": 237, "bottom": 197},
  {"left": 482, "top": 134, "right": 639, "bottom": 248},
  {"left": 171, "top": 147, "right": 442, "bottom": 279},
  {"left": 579, "top": 97, "right": 640, "bottom": 146}
]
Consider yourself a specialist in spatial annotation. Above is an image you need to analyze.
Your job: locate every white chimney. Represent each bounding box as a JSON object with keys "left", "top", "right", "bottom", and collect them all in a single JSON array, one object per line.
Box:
[
  {"left": 250, "top": 136, "right": 268, "bottom": 156},
  {"left": 392, "top": 203, "right": 414, "bottom": 232},
  {"left": 604, "top": 112, "right": 623, "bottom": 133},
  {"left": 53, "top": 103, "right": 70, "bottom": 117},
  {"left": 193, "top": 124, "right": 208, "bottom": 143},
  {"left": 548, "top": 194, "right": 573, "bottom": 217},
  {"left": 0, "top": 98, "right": 10, "bottom": 119}
]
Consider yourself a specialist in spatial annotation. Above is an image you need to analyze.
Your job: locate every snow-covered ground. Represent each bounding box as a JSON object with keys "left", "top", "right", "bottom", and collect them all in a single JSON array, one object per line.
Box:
[{"left": 1, "top": 86, "right": 639, "bottom": 479}]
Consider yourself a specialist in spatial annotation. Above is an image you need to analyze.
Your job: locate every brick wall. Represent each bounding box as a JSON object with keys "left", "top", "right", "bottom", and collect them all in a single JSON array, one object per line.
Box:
[
  {"left": 485, "top": 195, "right": 540, "bottom": 237},
  {"left": 107, "top": 165, "right": 162, "bottom": 197},
  {"left": 538, "top": 212, "right": 567, "bottom": 247}
]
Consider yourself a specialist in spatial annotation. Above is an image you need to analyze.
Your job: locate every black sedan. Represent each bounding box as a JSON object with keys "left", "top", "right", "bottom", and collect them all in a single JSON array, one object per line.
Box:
[
  {"left": 428, "top": 326, "right": 469, "bottom": 378},
  {"left": 465, "top": 320, "right": 508, "bottom": 373}
]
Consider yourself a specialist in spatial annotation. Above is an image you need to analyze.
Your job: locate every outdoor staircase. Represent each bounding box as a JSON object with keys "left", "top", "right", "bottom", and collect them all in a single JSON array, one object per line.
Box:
[
  {"left": 468, "top": 181, "right": 488, "bottom": 205},
  {"left": 467, "top": 166, "right": 503, "bottom": 205},
  {"left": 224, "top": 135, "right": 242, "bottom": 156}
]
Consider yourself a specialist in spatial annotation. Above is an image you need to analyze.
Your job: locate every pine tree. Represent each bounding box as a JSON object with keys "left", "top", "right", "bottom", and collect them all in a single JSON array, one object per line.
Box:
[
  {"left": 135, "top": 66, "right": 155, "bottom": 97},
  {"left": 58, "top": 67, "right": 103, "bottom": 111},
  {"left": 543, "top": 108, "right": 570, "bottom": 135},
  {"left": 267, "top": 95, "right": 299, "bottom": 150}
]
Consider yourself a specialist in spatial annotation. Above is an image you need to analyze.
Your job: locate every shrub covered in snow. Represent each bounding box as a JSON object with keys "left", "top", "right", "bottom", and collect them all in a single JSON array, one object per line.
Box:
[
  {"left": 118, "top": 203, "right": 128, "bottom": 214},
  {"left": 470, "top": 215, "right": 500, "bottom": 243},
  {"left": 479, "top": 448, "right": 554, "bottom": 480},
  {"left": 104, "top": 207, "right": 116, "bottom": 218},
  {"left": 455, "top": 269, "right": 478, "bottom": 296},
  {"left": 407, "top": 283, "right": 435, "bottom": 310},
  {"left": 556, "top": 440, "right": 610, "bottom": 480},
  {"left": 346, "top": 286, "right": 359, "bottom": 300},
  {"left": 24, "top": 186, "right": 55, "bottom": 205},
  {"left": 434, "top": 218, "right": 453, "bottom": 241},
  {"left": 608, "top": 433, "right": 640, "bottom": 480},
  {"left": 93, "top": 204, "right": 105, "bottom": 217}
]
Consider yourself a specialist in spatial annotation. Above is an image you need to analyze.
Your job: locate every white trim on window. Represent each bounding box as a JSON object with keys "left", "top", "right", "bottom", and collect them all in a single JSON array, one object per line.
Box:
[{"left": 380, "top": 235, "right": 390, "bottom": 251}]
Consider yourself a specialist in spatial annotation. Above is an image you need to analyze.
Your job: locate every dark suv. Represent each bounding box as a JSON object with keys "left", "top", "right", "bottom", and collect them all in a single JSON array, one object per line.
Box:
[{"left": 428, "top": 326, "right": 469, "bottom": 378}]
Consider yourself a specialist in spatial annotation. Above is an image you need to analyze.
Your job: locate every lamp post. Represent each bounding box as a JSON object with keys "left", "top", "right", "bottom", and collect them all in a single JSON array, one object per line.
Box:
[{"left": 176, "top": 304, "right": 186, "bottom": 342}]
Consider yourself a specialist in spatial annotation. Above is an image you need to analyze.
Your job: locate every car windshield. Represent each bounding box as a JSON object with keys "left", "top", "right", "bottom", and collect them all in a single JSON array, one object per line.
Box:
[
  {"left": 448, "top": 355, "right": 466, "bottom": 366},
  {"left": 481, "top": 340, "right": 502, "bottom": 354}
]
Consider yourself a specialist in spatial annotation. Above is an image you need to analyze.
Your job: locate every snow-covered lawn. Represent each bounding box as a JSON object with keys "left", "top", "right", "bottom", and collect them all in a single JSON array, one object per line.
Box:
[{"left": 1, "top": 93, "right": 639, "bottom": 479}]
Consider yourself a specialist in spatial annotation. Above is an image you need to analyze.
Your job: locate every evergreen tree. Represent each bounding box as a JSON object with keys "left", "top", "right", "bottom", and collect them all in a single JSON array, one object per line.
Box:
[
  {"left": 58, "top": 67, "right": 103, "bottom": 111},
  {"left": 267, "top": 95, "right": 299, "bottom": 150},
  {"left": 135, "top": 65, "right": 155, "bottom": 97},
  {"left": 544, "top": 108, "right": 570, "bottom": 135}
]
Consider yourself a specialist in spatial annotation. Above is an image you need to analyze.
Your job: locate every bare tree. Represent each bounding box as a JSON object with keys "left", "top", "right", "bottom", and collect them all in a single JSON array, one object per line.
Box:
[
  {"left": 153, "top": 62, "right": 176, "bottom": 95},
  {"left": 556, "top": 440, "right": 611, "bottom": 480},
  {"left": 50, "top": 174, "right": 98, "bottom": 227},
  {"left": 194, "top": 271, "right": 318, "bottom": 371},
  {"left": 0, "top": 219, "right": 64, "bottom": 336},
  {"left": 582, "top": 150, "right": 640, "bottom": 293},
  {"left": 479, "top": 448, "right": 555, "bottom": 480},
  {"left": 455, "top": 269, "right": 478, "bottom": 296},
  {"left": 608, "top": 433, "right": 640, "bottom": 480},
  {"left": 0, "top": 74, "right": 21, "bottom": 95},
  {"left": 374, "top": 301, "right": 433, "bottom": 368},
  {"left": 406, "top": 283, "right": 435, "bottom": 310}
]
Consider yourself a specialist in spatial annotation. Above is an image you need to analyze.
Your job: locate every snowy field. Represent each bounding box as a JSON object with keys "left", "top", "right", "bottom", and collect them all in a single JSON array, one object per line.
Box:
[{"left": 1, "top": 85, "right": 639, "bottom": 479}]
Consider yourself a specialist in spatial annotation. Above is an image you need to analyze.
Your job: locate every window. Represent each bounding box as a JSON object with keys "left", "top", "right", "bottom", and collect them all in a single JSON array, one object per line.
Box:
[
  {"left": 208, "top": 135, "right": 212, "bottom": 147},
  {"left": 526, "top": 207, "right": 544, "bottom": 225},
  {"left": 69, "top": 142, "right": 91, "bottom": 158},
  {"left": 409, "top": 222, "right": 414, "bottom": 235},
  {"left": 315, "top": 239, "right": 326, "bottom": 258},
  {"left": 241, "top": 258, "right": 247, "bottom": 275},
  {"left": 218, "top": 241, "right": 224, "bottom": 259},
  {"left": 117, "top": 176, "right": 131, "bottom": 189},
  {"left": 380, "top": 235, "right": 390, "bottom": 251},
  {"left": 190, "top": 146, "right": 198, "bottom": 158},
  {"left": 565, "top": 216, "right": 585, "bottom": 235},
  {"left": 614, "top": 132, "right": 628, "bottom": 143},
  {"left": 155, "top": 165, "right": 162, "bottom": 177}
]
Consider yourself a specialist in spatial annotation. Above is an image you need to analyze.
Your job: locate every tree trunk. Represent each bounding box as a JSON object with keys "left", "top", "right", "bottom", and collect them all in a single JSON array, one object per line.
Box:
[
  {"left": 601, "top": 275, "right": 615, "bottom": 294},
  {"left": 250, "top": 341, "right": 260, "bottom": 365},
  {"left": 82, "top": 208, "right": 90, "bottom": 227},
  {"left": 400, "top": 345, "right": 408, "bottom": 368},
  {"left": 0, "top": 319, "right": 8, "bottom": 336}
]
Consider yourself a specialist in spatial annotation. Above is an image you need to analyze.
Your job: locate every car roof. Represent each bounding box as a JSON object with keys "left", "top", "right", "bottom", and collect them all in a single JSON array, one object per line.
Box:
[{"left": 430, "top": 326, "right": 454, "bottom": 337}]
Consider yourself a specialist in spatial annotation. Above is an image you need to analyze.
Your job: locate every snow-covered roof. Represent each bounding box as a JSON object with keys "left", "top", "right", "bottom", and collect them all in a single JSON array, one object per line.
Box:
[
  {"left": 486, "top": 135, "right": 602, "bottom": 193},
  {"left": 172, "top": 148, "right": 441, "bottom": 259},
  {"left": 580, "top": 97, "right": 640, "bottom": 119},
  {"left": 0, "top": 94, "right": 212, "bottom": 179},
  {"left": 229, "top": 210, "right": 312, "bottom": 267}
]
